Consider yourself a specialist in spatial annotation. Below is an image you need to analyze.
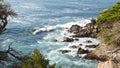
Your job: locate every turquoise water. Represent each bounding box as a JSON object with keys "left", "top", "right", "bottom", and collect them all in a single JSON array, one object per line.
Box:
[{"left": 0, "top": 0, "right": 118, "bottom": 68}]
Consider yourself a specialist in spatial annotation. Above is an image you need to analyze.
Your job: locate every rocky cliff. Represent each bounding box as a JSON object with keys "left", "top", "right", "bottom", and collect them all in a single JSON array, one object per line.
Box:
[{"left": 85, "top": 21, "right": 120, "bottom": 68}]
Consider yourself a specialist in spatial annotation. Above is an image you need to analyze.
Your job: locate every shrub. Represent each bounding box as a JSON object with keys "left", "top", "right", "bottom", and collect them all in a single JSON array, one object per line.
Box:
[
  {"left": 97, "top": 2, "right": 120, "bottom": 25},
  {"left": 21, "top": 49, "right": 55, "bottom": 68}
]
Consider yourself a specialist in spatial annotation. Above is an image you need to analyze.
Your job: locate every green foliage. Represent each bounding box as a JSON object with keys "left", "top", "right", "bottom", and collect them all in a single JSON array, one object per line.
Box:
[
  {"left": 97, "top": 2, "right": 120, "bottom": 25},
  {"left": 21, "top": 49, "right": 56, "bottom": 68},
  {"left": 99, "top": 28, "right": 109, "bottom": 35},
  {"left": 105, "top": 37, "right": 117, "bottom": 45},
  {"left": 99, "top": 23, "right": 120, "bottom": 46}
]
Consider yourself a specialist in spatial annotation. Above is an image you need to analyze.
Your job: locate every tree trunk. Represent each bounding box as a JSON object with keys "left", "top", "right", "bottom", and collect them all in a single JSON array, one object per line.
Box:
[{"left": 0, "top": 17, "right": 8, "bottom": 34}]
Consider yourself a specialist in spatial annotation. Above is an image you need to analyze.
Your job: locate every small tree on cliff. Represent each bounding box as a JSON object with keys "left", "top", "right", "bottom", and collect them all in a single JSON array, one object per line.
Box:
[
  {"left": 21, "top": 49, "right": 56, "bottom": 68},
  {"left": 0, "top": 1, "right": 17, "bottom": 34}
]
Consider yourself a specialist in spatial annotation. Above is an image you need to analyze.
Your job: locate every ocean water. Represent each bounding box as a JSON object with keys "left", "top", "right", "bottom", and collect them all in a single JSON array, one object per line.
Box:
[{"left": 0, "top": 0, "right": 118, "bottom": 68}]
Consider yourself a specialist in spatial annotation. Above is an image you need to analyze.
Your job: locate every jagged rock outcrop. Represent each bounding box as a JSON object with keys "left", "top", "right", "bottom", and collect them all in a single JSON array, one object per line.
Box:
[
  {"left": 84, "top": 21, "right": 120, "bottom": 68},
  {"left": 77, "top": 48, "right": 89, "bottom": 54},
  {"left": 69, "top": 19, "right": 100, "bottom": 38}
]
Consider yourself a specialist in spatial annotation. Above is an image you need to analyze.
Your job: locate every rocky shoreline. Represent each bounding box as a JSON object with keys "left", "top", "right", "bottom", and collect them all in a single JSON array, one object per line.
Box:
[
  {"left": 58, "top": 19, "right": 100, "bottom": 55},
  {"left": 57, "top": 19, "right": 120, "bottom": 68}
]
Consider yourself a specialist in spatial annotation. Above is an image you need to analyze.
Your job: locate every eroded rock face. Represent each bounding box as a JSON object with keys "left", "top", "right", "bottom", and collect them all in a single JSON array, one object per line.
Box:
[{"left": 84, "top": 52, "right": 109, "bottom": 61}]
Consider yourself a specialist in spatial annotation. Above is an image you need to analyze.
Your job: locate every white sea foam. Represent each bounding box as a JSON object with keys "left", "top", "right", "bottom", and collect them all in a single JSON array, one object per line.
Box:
[
  {"left": 32, "top": 19, "right": 90, "bottom": 35},
  {"left": 36, "top": 19, "right": 100, "bottom": 65},
  {"left": 21, "top": 3, "right": 44, "bottom": 9},
  {"left": 53, "top": 37, "right": 99, "bottom": 57},
  {"left": 11, "top": 18, "right": 31, "bottom": 25},
  {"left": 61, "top": 8, "right": 80, "bottom": 13}
]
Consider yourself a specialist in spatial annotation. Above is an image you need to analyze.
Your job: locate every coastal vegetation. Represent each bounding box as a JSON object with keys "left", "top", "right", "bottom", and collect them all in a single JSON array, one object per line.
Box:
[
  {"left": 85, "top": 2, "right": 120, "bottom": 68},
  {"left": 100, "top": 24, "right": 120, "bottom": 46},
  {"left": 0, "top": 0, "right": 119, "bottom": 68},
  {"left": 0, "top": 1, "right": 56, "bottom": 68},
  {"left": 21, "top": 49, "right": 56, "bottom": 68},
  {"left": 97, "top": 2, "right": 120, "bottom": 25},
  {"left": 97, "top": 2, "right": 120, "bottom": 46},
  {"left": 0, "top": 0, "right": 17, "bottom": 34}
]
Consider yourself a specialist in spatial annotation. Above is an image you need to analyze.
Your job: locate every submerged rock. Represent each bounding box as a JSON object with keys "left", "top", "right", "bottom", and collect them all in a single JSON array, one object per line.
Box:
[
  {"left": 86, "top": 40, "right": 92, "bottom": 43},
  {"left": 74, "top": 38, "right": 79, "bottom": 41},
  {"left": 52, "top": 39, "right": 58, "bottom": 42},
  {"left": 86, "top": 45, "right": 98, "bottom": 48},
  {"left": 79, "top": 44, "right": 83, "bottom": 46},
  {"left": 69, "top": 45, "right": 77, "bottom": 48},
  {"left": 58, "top": 50, "right": 71, "bottom": 54},
  {"left": 62, "top": 37, "right": 74, "bottom": 42}
]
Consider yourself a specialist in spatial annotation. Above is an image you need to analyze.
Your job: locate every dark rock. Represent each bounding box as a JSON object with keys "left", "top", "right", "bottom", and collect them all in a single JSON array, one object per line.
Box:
[
  {"left": 86, "top": 40, "right": 92, "bottom": 43},
  {"left": 68, "top": 19, "right": 100, "bottom": 38},
  {"left": 63, "top": 37, "right": 74, "bottom": 42},
  {"left": 69, "top": 45, "right": 77, "bottom": 48},
  {"left": 84, "top": 53, "right": 109, "bottom": 61},
  {"left": 86, "top": 45, "right": 97, "bottom": 48},
  {"left": 70, "top": 25, "right": 82, "bottom": 33},
  {"left": 58, "top": 50, "right": 71, "bottom": 54},
  {"left": 74, "top": 38, "right": 79, "bottom": 41},
  {"left": 84, "top": 53, "right": 98, "bottom": 60},
  {"left": 52, "top": 39, "right": 58, "bottom": 42},
  {"left": 91, "top": 18, "right": 96, "bottom": 25},
  {"left": 71, "top": 28, "right": 93, "bottom": 37},
  {"left": 79, "top": 44, "right": 83, "bottom": 46},
  {"left": 77, "top": 48, "right": 89, "bottom": 54}
]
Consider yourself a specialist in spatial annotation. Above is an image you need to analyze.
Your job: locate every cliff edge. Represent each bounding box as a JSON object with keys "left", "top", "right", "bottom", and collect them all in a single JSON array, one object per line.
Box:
[{"left": 85, "top": 2, "right": 120, "bottom": 68}]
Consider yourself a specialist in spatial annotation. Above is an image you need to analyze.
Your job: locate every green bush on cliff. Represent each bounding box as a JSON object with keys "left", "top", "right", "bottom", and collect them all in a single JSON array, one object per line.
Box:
[
  {"left": 97, "top": 2, "right": 120, "bottom": 25},
  {"left": 21, "top": 49, "right": 55, "bottom": 68},
  {"left": 99, "top": 24, "right": 120, "bottom": 46}
]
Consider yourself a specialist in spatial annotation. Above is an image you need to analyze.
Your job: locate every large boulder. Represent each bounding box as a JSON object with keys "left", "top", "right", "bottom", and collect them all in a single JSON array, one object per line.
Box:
[
  {"left": 77, "top": 48, "right": 89, "bottom": 54},
  {"left": 85, "top": 40, "right": 92, "bottom": 43},
  {"left": 68, "top": 19, "right": 100, "bottom": 38},
  {"left": 91, "top": 18, "right": 96, "bottom": 25},
  {"left": 70, "top": 25, "right": 82, "bottom": 33}
]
